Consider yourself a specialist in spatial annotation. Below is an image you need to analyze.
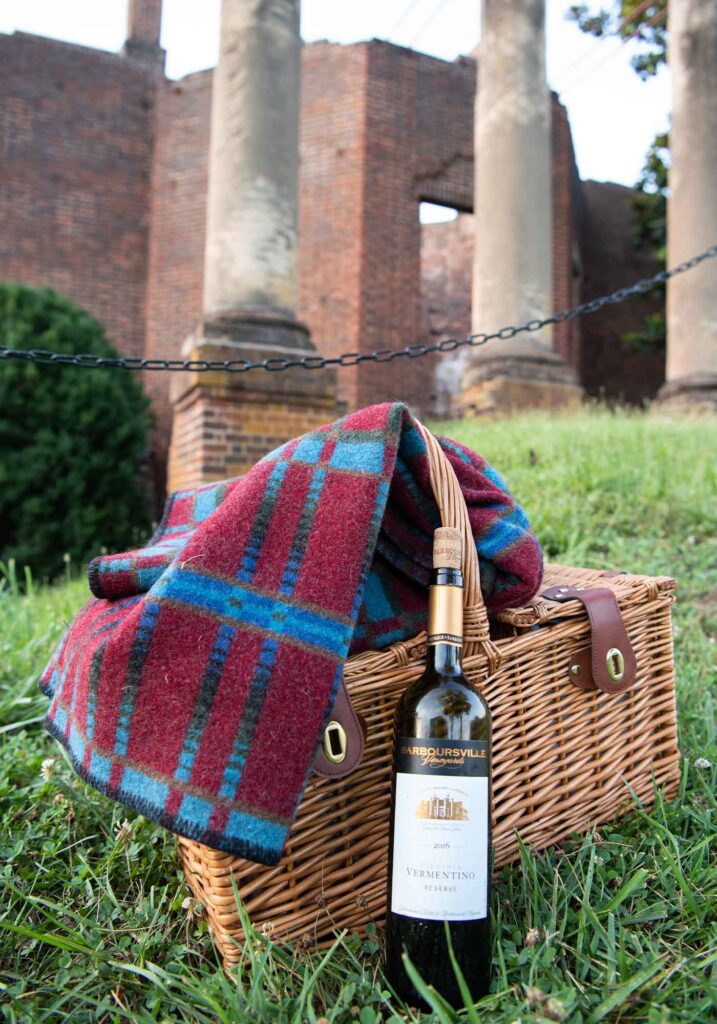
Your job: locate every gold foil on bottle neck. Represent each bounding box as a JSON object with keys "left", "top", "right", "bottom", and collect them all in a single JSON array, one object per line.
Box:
[
  {"left": 433, "top": 527, "right": 462, "bottom": 570},
  {"left": 427, "top": 584, "right": 463, "bottom": 647}
]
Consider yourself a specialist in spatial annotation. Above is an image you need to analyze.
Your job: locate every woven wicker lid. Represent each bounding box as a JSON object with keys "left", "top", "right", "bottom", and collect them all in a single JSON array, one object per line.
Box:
[{"left": 494, "top": 564, "right": 676, "bottom": 629}]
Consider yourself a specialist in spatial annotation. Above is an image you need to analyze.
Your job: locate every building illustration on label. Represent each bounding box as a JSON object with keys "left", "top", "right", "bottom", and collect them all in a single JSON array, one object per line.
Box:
[{"left": 416, "top": 792, "right": 469, "bottom": 821}]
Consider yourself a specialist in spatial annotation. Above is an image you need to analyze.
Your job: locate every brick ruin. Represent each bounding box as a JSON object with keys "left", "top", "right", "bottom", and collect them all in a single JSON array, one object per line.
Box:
[{"left": 0, "top": 22, "right": 663, "bottom": 499}]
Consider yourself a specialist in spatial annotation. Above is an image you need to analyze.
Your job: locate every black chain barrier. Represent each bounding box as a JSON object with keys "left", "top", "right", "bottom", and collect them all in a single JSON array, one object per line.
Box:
[{"left": 2, "top": 243, "right": 716, "bottom": 374}]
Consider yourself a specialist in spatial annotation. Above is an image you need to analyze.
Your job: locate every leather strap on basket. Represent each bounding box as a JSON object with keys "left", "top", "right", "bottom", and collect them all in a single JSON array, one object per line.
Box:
[
  {"left": 313, "top": 679, "right": 367, "bottom": 778},
  {"left": 542, "top": 584, "right": 637, "bottom": 694}
]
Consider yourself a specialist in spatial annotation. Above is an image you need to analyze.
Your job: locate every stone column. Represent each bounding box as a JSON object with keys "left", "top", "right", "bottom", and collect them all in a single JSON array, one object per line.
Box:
[
  {"left": 203, "top": 0, "right": 304, "bottom": 336},
  {"left": 168, "top": 0, "right": 335, "bottom": 491},
  {"left": 658, "top": 0, "right": 717, "bottom": 412},
  {"left": 462, "top": 0, "right": 580, "bottom": 415}
]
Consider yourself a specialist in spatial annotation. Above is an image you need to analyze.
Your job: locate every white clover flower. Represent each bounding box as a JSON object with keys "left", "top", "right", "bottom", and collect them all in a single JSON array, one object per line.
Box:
[
  {"left": 181, "top": 895, "right": 204, "bottom": 918},
  {"left": 114, "top": 818, "right": 133, "bottom": 844},
  {"left": 544, "top": 997, "right": 566, "bottom": 1021},
  {"left": 40, "top": 758, "right": 56, "bottom": 781}
]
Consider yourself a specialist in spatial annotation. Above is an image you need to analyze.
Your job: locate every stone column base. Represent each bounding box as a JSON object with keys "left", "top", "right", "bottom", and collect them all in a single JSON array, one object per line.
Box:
[
  {"left": 167, "top": 334, "right": 337, "bottom": 492},
  {"left": 460, "top": 355, "right": 583, "bottom": 416},
  {"left": 655, "top": 374, "right": 717, "bottom": 415},
  {"left": 201, "top": 309, "right": 315, "bottom": 351}
]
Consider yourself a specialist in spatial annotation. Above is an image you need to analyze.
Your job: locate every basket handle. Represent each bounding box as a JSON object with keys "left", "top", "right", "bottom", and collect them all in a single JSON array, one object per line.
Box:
[
  {"left": 415, "top": 420, "right": 496, "bottom": 662},
  {"left": 315, "top": 421, "right": 500, "bottom": 777}
]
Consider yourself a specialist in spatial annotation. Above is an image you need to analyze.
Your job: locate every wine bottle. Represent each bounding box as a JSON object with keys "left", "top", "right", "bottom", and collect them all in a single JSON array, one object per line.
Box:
[{"left": 384, "top": 526, "right": 492, "bottom": 1009}]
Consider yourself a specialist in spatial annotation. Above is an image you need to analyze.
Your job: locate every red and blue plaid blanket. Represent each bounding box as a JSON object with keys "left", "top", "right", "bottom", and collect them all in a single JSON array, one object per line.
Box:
[{"left": 40, "top": 403, "right": 542, "bottom": 865}]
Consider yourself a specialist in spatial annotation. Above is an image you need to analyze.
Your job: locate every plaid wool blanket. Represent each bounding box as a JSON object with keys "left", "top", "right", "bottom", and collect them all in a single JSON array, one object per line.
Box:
[{"left": 40, "top": 403, "right": 542, "bottom": 865}]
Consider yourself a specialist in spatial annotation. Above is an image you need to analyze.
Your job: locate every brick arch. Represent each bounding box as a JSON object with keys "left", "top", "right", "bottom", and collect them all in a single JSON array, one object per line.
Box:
[{"left": 415, "top": 152, "right": 474, "bottom": 213}]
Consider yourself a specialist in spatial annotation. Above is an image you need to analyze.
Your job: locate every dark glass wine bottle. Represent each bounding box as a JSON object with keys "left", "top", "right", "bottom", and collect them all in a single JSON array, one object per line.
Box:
[{"left": 384, "top": 526, "right": 492, "bottom": 1009}]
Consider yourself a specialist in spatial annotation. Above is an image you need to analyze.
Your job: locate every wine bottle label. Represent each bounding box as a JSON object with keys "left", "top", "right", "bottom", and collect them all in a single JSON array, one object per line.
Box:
[{"left": 391, "top": 738, "right": 489, "bottom": 921}]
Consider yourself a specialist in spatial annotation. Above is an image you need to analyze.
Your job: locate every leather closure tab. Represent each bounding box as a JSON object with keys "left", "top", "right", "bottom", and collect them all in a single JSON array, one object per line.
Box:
[
  {"left": 314, "top": 678, "right": 367, "bottom": 778},
  {"left": 566, "top": 646, "right": 594, "bottom": 691},
  {"left": 542, "top": 585, "right": 637, "bottom": 693}
]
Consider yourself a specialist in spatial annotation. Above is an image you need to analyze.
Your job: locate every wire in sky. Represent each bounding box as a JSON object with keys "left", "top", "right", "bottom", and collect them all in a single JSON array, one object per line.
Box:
[
  {"left": 555, "top": 4, "right": 667, "bottom": 95},
  {"left": 408, "top": 0, "right": 454, "bottom": 48},
  {"left": 387, "top": 0, "right": 426, "bottom": 40}
]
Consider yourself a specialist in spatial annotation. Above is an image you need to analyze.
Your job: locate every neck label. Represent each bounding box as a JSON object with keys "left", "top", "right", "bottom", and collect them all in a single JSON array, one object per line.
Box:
[
  {"left": 428, "top": 585, "right": 463, "bottom": 645},
  {"left": 427, "top": 632, "right": 462, "bottom": 647}
]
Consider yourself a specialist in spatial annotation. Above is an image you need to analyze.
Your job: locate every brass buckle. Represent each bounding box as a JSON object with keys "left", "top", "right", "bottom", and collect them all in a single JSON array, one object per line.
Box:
[
  {"left": 606, "top": 647, "right": 625, "bottom": 683},
  {"left": 322, "top": 720, "right": 348, "bottom": 764}
]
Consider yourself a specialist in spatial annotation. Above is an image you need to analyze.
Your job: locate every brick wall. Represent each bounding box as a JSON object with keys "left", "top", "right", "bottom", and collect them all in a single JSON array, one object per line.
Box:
[
  {"left": 551, "top": 94, "right": 582, "bottom": 371},
  {"left": 420, "top": 214, "right": 473, "bottom": 415},
  {"left": 1, "top": 25, "right": 660, "bottom": 488},
  {"left": 416, "top": 94, "right": 582, "bottom": 413},
  {"left": 167, "top": 352, "right": 337, "bottom": 491},
  {"left": 144, "top": 71, "right": 211, "bottom": 480},
  {"left": 353, "top": 44, "right": 476, "bottom": 414},
  {"left": 298, "top": 42, "right": 478, "bottom": 416},
  {"left": 145, "top": 40, "right": 480, "bottom": 421},
  {"left": 297, "top": 44, "right": 581, "bottom": 416},
  {"left": 0, "top": 32, "right": 156, "bottom": 363},
  {"left": 297, "top": 43, "right": 368, "bottom": 411},
  {"left": 0, "top": 30, "right": 583, "bottom": 435},
  {"left": 579, "top": 181, "right": 665, "bottom": 402},
  {"left": 168, "top": 388, "right": 336, "bottom": 492}
]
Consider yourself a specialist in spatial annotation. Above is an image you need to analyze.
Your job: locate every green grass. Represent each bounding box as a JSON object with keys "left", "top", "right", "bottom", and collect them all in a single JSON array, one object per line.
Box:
[{"left": 1, "top": 407, "right": 716, "bottom": 1023}]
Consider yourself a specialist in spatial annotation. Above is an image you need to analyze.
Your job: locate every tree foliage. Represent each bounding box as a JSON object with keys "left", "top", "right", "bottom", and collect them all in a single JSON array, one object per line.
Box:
[
  {"left": 0, "top": 284, "right": 151, "bottom": 580},
  {"left": 567, "top": 2, "right": 669, "bottom": 350},
  {"left": 567, "top": 1, "right": 667, "bottom": 79},
  {"left": 620, "top": 133, "right": 669, "bottom": 350},
  {"left": 632, "top": 130, "right": 669, "bottom": 258}
]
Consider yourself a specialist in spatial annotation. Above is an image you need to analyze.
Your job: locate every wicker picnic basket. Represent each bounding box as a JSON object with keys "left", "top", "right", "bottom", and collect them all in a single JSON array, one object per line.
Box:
[{"left": 178, "top": 422, "right": 681, "bottom": 967}]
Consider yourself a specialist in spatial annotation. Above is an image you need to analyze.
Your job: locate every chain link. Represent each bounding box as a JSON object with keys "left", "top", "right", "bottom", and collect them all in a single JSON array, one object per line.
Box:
[{"left": 2, "top": 243, "right": 715, "bottom": 374}]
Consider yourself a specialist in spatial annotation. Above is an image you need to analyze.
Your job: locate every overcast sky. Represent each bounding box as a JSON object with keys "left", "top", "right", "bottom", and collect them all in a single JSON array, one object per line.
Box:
[{"left": 1, "top": 0, "right": 670, "bottom": 198}]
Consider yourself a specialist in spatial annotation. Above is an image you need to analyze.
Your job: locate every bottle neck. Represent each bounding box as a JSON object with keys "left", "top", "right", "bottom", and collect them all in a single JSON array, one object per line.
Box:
[
  {"left": 426, "top": 566, "right": 464, "bottom": 676},
  {"left": 427, "top": 639, "right": 463, "bottom": 675}
]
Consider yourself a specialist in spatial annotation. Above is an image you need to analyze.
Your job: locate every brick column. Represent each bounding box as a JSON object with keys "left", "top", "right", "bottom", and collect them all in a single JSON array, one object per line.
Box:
[
  {"left": 658, "top": 0, "right": 717, "bottom": 412},
  {"left": 463, "top": 0, "right": 581, "bottom": 415},
  {"left": 167, "top": 355, "right": 336, "bottom": 492},
  {"left": 168, "top": 0, "right": 336, "bottom": 490},
  {"left": 124, "top": 0, "right": 165, "bottom": 66}
]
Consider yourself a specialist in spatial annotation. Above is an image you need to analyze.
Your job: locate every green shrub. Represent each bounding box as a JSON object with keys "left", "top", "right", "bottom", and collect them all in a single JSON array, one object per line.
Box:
[{"left": 0, "top": 283, "right": 151, "bottom": 580}]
